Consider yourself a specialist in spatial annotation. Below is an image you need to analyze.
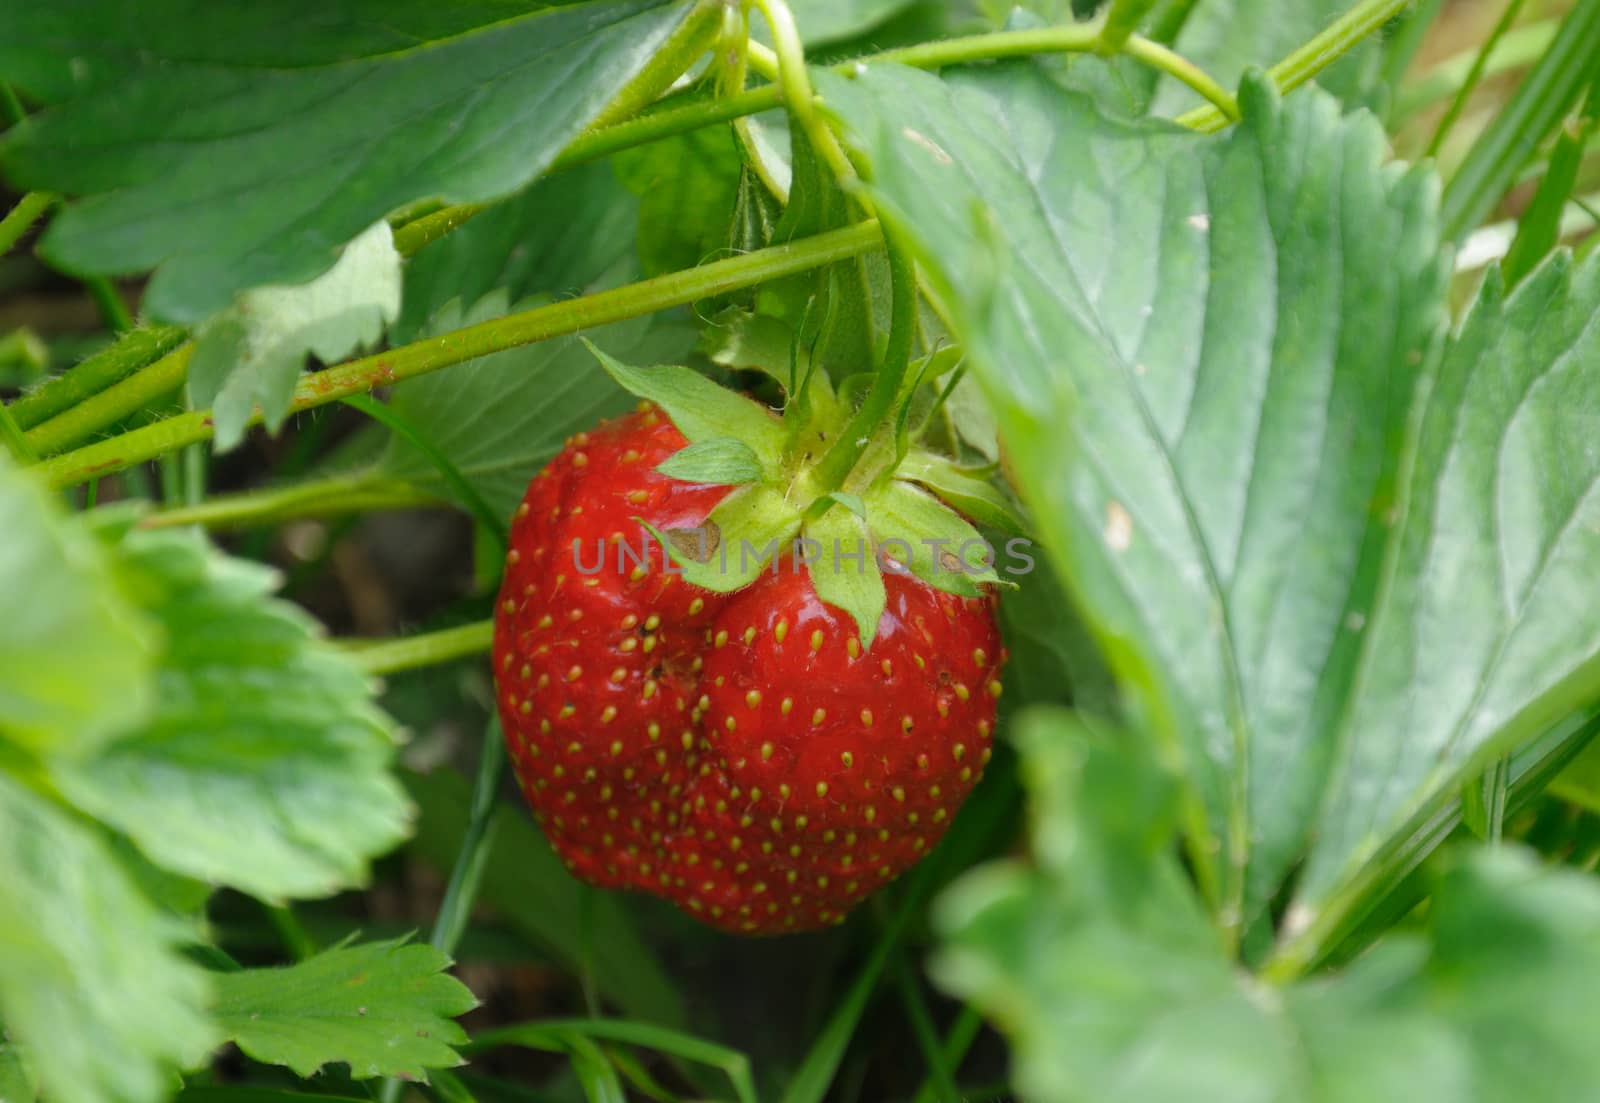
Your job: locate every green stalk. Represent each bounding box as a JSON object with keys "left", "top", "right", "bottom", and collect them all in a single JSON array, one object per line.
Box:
[
  {"left": 41, "top": 221, "right": 882, "bottom": 489},
  {"left": 807, "top": 241, "right": 917, "bottom": 497},
  {"left": 1099, "top": 0, "right": 1161, "bottom": 50},
  {"left": 1124, "top": 34, "right": 1239, "bottom": 119},
  {"left": 1425, "top": 0, "right": 1528, "bottom": 158},
  {"left": 142, "top": 475, "right": 438, "bottom": 530},
  {"left": 587, "top": 0, "right": 722, "bottom": 131},
  {"left": 84, "top": 276, "right": 134, "bottom": 334},
  {"left": 1392, "top": 20, "right": 1556, "bottom": 121},
  {"left": 0, "top": 192, "right": 54, "bottom": 256},
  {"left": 1176, "top": 0, "right": 1416, "bottom": 132},
  {"left": 428, "top": 719, "right": 507, "bottom": 955},
  {"left": 8, "top": 325, "right": 186, "bottom": 430},
  {"left": 910, "top": 1007, "right": 984, "bottom": 1103},
  {"left": 1440, "top": 0, "right": 1600, "bottom": 242},
  {"left": 24, "top": 343, "right": 192, "bottom": 456},
  {"left": 342, "top": 620, "right": 495, "bottom": 676}
]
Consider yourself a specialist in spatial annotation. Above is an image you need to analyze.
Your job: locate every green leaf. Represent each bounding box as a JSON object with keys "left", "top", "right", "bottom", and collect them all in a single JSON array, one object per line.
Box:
[
  {"left": 392, "top": 161, "right": 638, "bottom": 346},
  {"left": 826, "top": 64, "right": 1447, "bottom": 931},
  {"left": 0, "top": 455, "right": 154, "bottom": 756},
  {"left": 212, "top": 939, "right": 476, "bottom": 1081},
  {"left": 861, "top": 479, "right": 997, "bottom": 596},
  {"left": 50, "top": 527, "right": 411, "bottom": 902},
  {"left": 189, "top": 221, "right": 401, "bottom": 451},
  {"left": 804, "top": 504, "right": 886, "bottom": 645},
  {"left": 614, "top": 122, "right": 743, "bottom": 277},
  {"left": 0, "top": 1029, "right": 34, "bottom": 1103},
  {"left": 376, "top": 293, "right": 694, "bottom": 523},
  {"left": 585, "top": 342, "right": 787, "bottom": 466},
  {"left": 656, "top": 438, "right": 766, "bottom": 486},
  {"left": 1296, "top": 253, "right": 1600, "bottom": 918},
  {"left": 898, "top": 450, "right": 1026, "bottom": 535},
  {"left": 936, "top": 710, "right": 1600, "bottom": 1102},
  {"left": 0, "top": 0, "right": 696, "bottom": 321},
  {"left": 0, "top": 774, "right": 215, "bottom": 1103},
  {"left": 700, "top": 308, "right": 801, "bottom": 386}
]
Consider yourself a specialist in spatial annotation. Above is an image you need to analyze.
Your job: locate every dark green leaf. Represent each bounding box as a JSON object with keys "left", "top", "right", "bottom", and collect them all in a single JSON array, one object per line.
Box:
[
  {"left": 824, "top": 65, "right": 1446, "bottom": 928},
  {"left": 51, "top": 527, "right": 411, "bottom": 902},
  {"left": 0, "top": 0, "right": 695, "bottom": 321},
  {"left": 656, "top": 438, "right": 766, "bottom": 485},
  {"left": 212, "top": 939, "right": 476, "bottom": 1080},
  {"left": 376, "top": 293, "right": 695, "bottom": 524},
  {"left": 0, "top": 774, "right": 215, "bottom": 1103},
  {"left": 614, "top": 123, "right": 743, "bottom": 277},
  {"left": 188, "top": 221, "right": 400, "bottom": 450},
  {"left": 0, "top": 455, "right": 154, "bottom": 755},
  {"left": 392, "top": 161, "right": 638, "bottom": 346}
]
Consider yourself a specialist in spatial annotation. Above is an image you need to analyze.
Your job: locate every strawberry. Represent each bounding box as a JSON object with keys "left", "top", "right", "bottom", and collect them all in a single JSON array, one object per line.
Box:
[{"left": 493, "top": 404, "right": 1006, "bottom": 934}]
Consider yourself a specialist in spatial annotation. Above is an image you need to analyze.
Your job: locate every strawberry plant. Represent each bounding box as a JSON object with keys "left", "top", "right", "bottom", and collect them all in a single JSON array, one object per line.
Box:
[{"left": 5, "top": 0, "right": 1600, "bottom": 1100}]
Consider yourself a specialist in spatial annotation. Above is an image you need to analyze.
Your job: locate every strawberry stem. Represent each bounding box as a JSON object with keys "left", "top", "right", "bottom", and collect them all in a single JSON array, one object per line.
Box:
[{"left": 805, "top": 240, "right": 917, "bottom": 502}]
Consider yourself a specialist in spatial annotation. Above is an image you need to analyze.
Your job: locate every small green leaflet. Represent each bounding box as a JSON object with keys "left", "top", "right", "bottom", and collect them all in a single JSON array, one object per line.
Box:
[
  {"left": 642, "top": 485, "right": 802, "bottom": 593},
  {"left": 805, "top": 505, "right": 887, "bottom": 645},
  {"left": 0, "top": 0, "right": 697, "bottom": 321},
  {"left": 212, "top": 939, "right": 476, "bottom": 1081},
  {"left": 0, "top": 774, "right": 216, "bottom": 1103},
  {"left": 188, "top": 220, "right": 401, "bottom": 451},
  {"left": 586, "top": 342, "right": 787, "bottom": 468},
  {"left": 0, "top": 454, "right": 154, "bottom": 755},
  {"left": 657, "top": 438, "right": 767, "bottom": 486}
]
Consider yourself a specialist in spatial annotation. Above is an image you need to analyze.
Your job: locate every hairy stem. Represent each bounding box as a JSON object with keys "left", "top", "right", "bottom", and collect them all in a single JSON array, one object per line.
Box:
[
  {"left": 807, "top": 241, "right": 917, "bottom": 497},
  {"left": 25, "top": 343, "right": 193, "bottom": 457},
  {"left": 9, "top": 325, "right": 186, "bottom": 431},
  {"left": 42, "top": 222, "right": 882, "bottom": 488}
]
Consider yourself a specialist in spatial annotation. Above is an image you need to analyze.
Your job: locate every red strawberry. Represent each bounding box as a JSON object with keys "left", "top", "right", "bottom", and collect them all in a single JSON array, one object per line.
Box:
[{"left": 493, "top": 405, "right": 1004, "bottom": 934}]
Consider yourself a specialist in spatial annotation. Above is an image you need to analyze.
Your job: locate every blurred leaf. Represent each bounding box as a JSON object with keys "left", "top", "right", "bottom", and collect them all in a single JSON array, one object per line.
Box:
[
  {"left": 212, "top": 938, "right": 476, "bottom": 1080},
  {"left": 826, "top": 65, "right": 1446, "bottom": 927},
  {"left": 375, "top": 292, "right": 695, "bottom": 523},
  {"left": 0, "top": 0, "right": 695, "bottom": 321},
  {"left": 0, "top": 454, "right": 154, "bottom": 755},
  {"left": 405, "top": 767, "right": 687, "bottom": 1028},
  {"left": 189, "top": 221, "right": 401, "bottom": 450},
  {"left": 51, "top": 527, "right": 411, "bottom": 902},
  {"left": 937, "top": 710, "right": 1600, "bottom": 1102},
  {"left": 763, "top": 0, "right": 919, "bottom": 44},
  {"left": 614, "top": 124, "right": 743, "bottom": 277},
  {"left": 392, "top": 161, "right": 637, "bottom": 346},
  {"left": 0, "top": 774, "right": 215, "bottom": 1103},
  {"left": 0, "top": 1030, "right": 34, "bottom": 1103}
]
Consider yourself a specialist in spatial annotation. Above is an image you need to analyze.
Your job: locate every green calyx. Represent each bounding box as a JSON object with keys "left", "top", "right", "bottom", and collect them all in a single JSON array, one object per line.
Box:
[{"left": 590, "top": 340, "right": 1026, "bottom": 646}]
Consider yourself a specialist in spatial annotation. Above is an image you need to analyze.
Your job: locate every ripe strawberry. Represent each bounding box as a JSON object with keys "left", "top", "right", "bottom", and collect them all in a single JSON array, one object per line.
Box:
[{"left": 493, "top": 405, "right": 1005, "bottom": 935}]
